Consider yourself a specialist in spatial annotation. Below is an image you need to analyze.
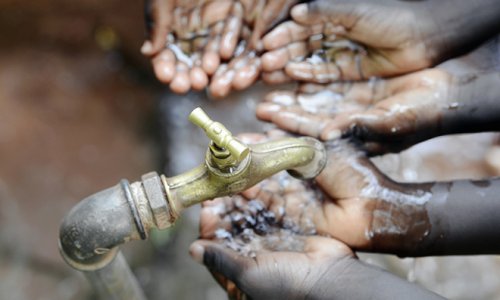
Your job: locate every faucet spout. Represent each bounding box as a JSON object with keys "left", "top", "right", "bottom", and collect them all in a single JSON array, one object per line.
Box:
[
  {"left": 163, "top": 136, "right": 326, "bottom": 213},
  {"left": 58, "top": 107, "right": 326, "bottom": 300}
]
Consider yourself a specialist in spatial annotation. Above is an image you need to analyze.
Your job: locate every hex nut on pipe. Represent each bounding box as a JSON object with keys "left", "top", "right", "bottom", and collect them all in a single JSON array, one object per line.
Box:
[{"left": 141, "top": 172, "right": 171, "bottom": 230}]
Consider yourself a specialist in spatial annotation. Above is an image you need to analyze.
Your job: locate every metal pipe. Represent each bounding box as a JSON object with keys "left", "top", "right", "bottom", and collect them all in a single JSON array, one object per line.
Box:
[
  {"left": 58, "top": 108, "right": 327, "bottom": 299},
  {"left": 164, "top": 136, "right": 326, "bottom": 211},
  {"left": 85, "top": 252, "right": 146, "bottom": 300}
]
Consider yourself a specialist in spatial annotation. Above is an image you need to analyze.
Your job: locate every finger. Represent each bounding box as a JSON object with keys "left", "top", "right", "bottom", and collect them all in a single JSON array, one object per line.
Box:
[
  {"left": 232, "top": 55, "right": 261, "bottom": 91},
  {"left": 190, "top": 66, "right": 209, "bottom": 90},
  {"left": 190, "top": 240, "right": 250, "bottom": 286},
  {"left": 237, "top": 132, "right": 268, "bottom": 144},
  {"left": 200, "top": 206, "right": 224, "bottom": 239},
  {"left": 143, "top": 0, "right": 175, "bottom": 56},
  {"left": 303, "top": 236, "right": 353, "bottom": 258},
  {"left": 170, "top": 62, "right": 191, "bottom": 94},
  {"left": 262, "top": 42, "right": 308, "bottom": 72},
  {"left": 242, "top": 178, "right": 286, "bottom": 219},
  {"left": 199, "top": 0, "right": 233, "bottom": 28},
  {"left": 285, "top": 61, "right": 341, "bottom": 83},
  {"left": 202, "top": 22, "right": 224, "bottom": 75},
  {"left": 257, "top": 103, "right": 328, "bottom": 138},
  {"left": 320, "top": 91, "right": 423, "bottom": 142},
  {"left": 209, "top": 65, "right": 235, "bottom": 98},
  {"left": 291, "top": 2, "right": 353, "bottom": 28},
  {"left": 220, "top": 2, "right": 243, "bottom": 60},
  {"left": 263, "top": 21, "right": 323, "bottom": 51},
  {"left": 207, "top": 269, "right": 244, "bottom": 300},
  {"left": 262, "top": 70, "right": 292, "bottom": 85},
  {"left": 152, "top": 48, "right": 176, "bottom": 83},
  {"left": 249, "top": 0, "right": 298, "bottom": 51}
]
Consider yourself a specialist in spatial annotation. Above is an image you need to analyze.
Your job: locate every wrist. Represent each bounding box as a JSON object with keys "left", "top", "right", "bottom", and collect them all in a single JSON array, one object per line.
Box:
[
  {"left": 442, "top": 72, "right": 500, "bottom": 135},
  {"left": 421, "top": 0, "right": 500, "bottom": 63},
  {"left": 419, "top": 180, "right": 500, "bottom": 255},
  {"left": 366, "top": 182, "right": 433, "bottom": 256},
  {"left": 311, "top": 256, "right": 445, "bottom": 300}
]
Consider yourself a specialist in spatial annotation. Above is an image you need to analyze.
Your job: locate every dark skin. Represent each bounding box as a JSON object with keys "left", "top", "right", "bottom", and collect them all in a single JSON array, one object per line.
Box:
[
  {"left": 257, "top": 67, "right": 500, "bottom": 155},
  {"left": 191, "top": 132, "right": 500, "bottom": 299},
  {"left": 262, "top": 0, "right": 500, "bottom": 83}
]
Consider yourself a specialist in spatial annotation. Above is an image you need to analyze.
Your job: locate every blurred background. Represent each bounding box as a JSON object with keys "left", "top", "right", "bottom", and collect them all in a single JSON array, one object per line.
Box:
[{"left": 1, "top": 1, "right": 500, "bottom": 299}]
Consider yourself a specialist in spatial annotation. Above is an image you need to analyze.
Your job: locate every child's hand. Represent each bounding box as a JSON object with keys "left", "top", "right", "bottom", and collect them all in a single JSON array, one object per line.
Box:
[{"left": 257, "top": 69, "right": 452, "bottom": 154}]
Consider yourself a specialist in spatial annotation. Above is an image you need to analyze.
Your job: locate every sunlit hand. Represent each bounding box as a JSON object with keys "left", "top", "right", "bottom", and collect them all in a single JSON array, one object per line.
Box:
[
  {"left": 261, "top": 0, "right": 499, "bottom": 83},
  {"left": 257, "top": 69, "right": 453, "bottom": 154}
]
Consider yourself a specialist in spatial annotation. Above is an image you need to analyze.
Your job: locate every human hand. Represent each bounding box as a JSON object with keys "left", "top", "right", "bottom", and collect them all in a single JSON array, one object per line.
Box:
[
  {"left": 208, "top": 0, "right": 299, "bottom": 97},
  {"left": 261, "top": 0, "right": 500, "bottom": 83},
  {"left": 193, "top": 150, "right": 354, "bottom": 298},
  {"left": 257, "top": 69, "right": 453, "bottom": 154},
  {"left": 143, "top": 0, "right": 297, "bottom": 96},
  {"left": 200, "top": 131, "right": 430, "bottom": 255},
  {"left": 191, "top": 134, "right": 439, "bottom": 298},
  {"left": 190, "top": 235, "right": 355, "bottom": 300},
  {"left": 142, "top": 0, "right": 237, "bottom": 93}
]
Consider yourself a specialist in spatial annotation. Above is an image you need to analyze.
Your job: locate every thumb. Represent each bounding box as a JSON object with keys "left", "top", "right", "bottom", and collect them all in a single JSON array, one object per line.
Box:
[
  {"left": 190, "top": 240, "right": 249, "bottom": 286},
  {"left": 143, "top": 0, "right": 174, "bottom": 56},
  {"left": 291, "top": 0, "right": 361, "bottom": 28}
]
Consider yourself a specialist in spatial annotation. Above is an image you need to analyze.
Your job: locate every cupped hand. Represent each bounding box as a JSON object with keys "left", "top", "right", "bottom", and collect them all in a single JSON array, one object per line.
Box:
[
  {"left": 257, "top": 69, "right": 453, "bottom": 154},
  {"left": 143, "top": 0, "right": 298, "bottom": 96},
  {"left": 207, "top": 0, "right": 299, "bottom": 97},
  {"left": 200, "top": 131, "right": 431, "bottom": 256},
  {"left": 143, "top": 0, "right": 237, "bottom": 93},
  {"left": 262, "top": 0, "right": 446, "bottom": 83},
  {"left": 190, "top": 235, "right": 354, "bottom": 300}
]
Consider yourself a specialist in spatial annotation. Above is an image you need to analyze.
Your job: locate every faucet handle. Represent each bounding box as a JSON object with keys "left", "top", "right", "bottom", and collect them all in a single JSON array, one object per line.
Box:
[{"left": 189, "top": 107, "right": 249, "bottom": 162}]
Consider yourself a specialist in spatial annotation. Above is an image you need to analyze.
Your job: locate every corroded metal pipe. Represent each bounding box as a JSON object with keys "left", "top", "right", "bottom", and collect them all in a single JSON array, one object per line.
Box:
[{"left": 59, "top": 108, "right": 326, "bottom": 299}]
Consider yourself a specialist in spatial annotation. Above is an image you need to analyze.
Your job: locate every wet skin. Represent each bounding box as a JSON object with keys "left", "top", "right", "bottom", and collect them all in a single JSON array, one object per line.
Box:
[
  {"left": 197, "top": 131, "right": 500, "bottom": 255},
  {"left": 258, "top": 68, "right": 500, "bottom": 155},
  {"left": 191, "top": 132, "right": 500, "bottom": 298},
  {"left": 190, "top": 133, "right": 446, "bottom": 299},
  {"left": 142, "top": 0, "right": 297, "bottom": 96},
  {"left": 191, "top": 236, "right": 445, "bottom": 300},
  {"left": 262, "top": 0, "right": 500, "bottom": 83}
]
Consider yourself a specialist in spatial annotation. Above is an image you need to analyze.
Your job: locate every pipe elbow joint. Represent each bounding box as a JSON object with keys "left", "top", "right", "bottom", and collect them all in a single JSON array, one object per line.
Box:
[{"left": 59, "top": 181, "right": 142, "bottom": 271}]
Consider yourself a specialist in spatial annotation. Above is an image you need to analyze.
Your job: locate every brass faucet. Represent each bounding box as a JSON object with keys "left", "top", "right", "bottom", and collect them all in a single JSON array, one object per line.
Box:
[
  {"left": 59, "top": 107, "right": 327, "bottom": 300},
  {"left": 137, "top": 107, "right": 327, "bottom": 232}
]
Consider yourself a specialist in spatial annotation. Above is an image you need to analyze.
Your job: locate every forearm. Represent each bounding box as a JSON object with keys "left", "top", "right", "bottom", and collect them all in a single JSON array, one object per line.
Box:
[
  {"left": 311, "top": 257, "right": 445, "bottom": 300},
  {"left": 422, "top": 0, "right": 500, "bottom": 62},
  {"left": 442, "top": 72, "right": 500, "bottom": 135},
  {"left": 412, "top": 179, "right": 500, "bottom": 256}
]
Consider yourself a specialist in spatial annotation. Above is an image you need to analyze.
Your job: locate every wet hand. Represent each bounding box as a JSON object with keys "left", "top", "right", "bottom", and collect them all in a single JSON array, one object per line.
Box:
[
  {"left": 208, "top": 0, "right": 299, "bottom": 97},
  {"left": 142, "top": 0, "right": 297, "bottom": 96},
  {"left": 262, "top": 0, "right": 451, "bottom": 83},
  {"left": 200, "top": 131, "right": 431, "bottom": 256},
  {"left": 191, "top": 234, "right": 354, "bottom": 299},
  {"left": 257, "top": 69, "right": 453, "bottom": 154},
  {"left": 142, "top": 0, "right": 236, "bottom": 93}
]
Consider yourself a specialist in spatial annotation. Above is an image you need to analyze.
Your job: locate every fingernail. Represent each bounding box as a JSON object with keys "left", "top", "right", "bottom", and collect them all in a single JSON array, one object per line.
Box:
[
  {"left": 141, "top": 41, "right": 153, "bottom": 54},
  {"left": 260, "top": 103, "right": 282, "bottom": 112},
  {"left": 286, "top": 62, "right": 312, "bottom": 80},
  {"left": 291, "top": 4, "right": 308, "bottom": 20},
  {"left": 324, "top": 129, "right": 341, "bottom": 140},
  {"left": 189, "top": 242, "right": 205, "bottom": 264}
]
